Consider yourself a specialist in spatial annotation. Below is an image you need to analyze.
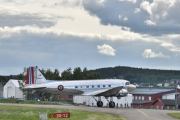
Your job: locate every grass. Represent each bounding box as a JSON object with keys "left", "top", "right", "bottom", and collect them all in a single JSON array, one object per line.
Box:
[
  {"left": 0, "top": 98, "right": 73, "bottom": 105},
  {"left": 0, "top": 105, "right": 124, "bottom": 120},
  {"left": 168, "top": 112, "right": 180, "bottom": 120}
]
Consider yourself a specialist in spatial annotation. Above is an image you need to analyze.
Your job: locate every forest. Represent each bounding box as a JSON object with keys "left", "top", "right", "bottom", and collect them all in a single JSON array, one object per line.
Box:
[{"left": 0, "top": 66, "right": 180, "bottom": 85}]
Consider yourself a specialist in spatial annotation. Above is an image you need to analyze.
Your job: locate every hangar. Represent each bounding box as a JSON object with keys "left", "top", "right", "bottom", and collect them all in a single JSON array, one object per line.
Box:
[
  {"left": 131, "top": 88, "right": 180, "bottom": 109},
  {"left": 3, "top": 79, "right": 23, "bottom": 99}
]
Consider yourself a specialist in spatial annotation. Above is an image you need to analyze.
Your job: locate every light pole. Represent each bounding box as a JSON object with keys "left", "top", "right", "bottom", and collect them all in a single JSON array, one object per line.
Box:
[{"left": 175, "top": 85, "right": 178, "bottom": 110}]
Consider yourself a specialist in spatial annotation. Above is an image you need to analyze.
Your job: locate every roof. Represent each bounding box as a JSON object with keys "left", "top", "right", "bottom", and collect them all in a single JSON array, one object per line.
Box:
[
  {"left": 131, "top": 88, "right": 175, "bottom": 95},
  {"left": 8, "top": 79, "right": 20, "bottom": 87}
]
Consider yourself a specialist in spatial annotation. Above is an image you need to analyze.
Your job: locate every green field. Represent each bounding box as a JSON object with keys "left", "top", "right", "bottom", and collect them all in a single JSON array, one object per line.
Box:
[
  {"left": 0, "top": 105, "right": 124, "bottom": 120},
  {"left": 168, "top": 112, "right": 180, "bottom": 119}
]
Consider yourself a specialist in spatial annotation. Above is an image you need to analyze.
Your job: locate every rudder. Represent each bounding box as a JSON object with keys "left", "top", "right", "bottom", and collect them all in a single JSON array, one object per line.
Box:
[{"left": 24, "top": 66, "right": 47, "bottom": 85}]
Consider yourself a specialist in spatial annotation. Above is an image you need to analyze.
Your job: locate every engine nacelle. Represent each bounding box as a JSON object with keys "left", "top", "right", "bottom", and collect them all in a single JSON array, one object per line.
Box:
[{"left": 117, "top": 89, "right": 128, "bottom": 97}]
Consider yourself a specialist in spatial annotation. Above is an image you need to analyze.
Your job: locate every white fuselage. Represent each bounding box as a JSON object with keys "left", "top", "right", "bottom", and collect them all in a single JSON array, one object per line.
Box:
[{"left": 25, "top": 79, "right": 131, "bottom": 94}]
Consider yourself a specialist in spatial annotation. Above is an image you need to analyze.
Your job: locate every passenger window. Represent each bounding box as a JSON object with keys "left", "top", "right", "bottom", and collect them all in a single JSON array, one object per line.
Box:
[
  {"left": 86, "top": 85, "right": 89, "bottom": 88},
  {"left": 103, "top": 85, "right": 106, "bottom": 88},
  {"left": 92, "top": 85, "right": 94, "bottom": 88},
  {"left": 75, "top": 86, "right": 78, "bottom": 88},
  {"left": 108, "top": 85, "right": 111, "bottom": 87},
  {"left": 97, "top": 85, "right": 100, "bottom": 88}
]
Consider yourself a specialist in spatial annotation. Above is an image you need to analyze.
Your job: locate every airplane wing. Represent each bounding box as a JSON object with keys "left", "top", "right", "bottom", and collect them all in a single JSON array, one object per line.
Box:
[
  {"left": 44, "top": 88, "right": 84, "bottom": 95},
  {"left": 83, "top": 86, "right": 123, "bottom": 97},
  {"left": 24, "top": 86, "right": 84, "bottom": 95}
]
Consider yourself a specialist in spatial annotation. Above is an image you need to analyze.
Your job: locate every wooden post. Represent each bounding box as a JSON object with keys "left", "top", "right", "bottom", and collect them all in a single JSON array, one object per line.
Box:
[{"left": 39, "top": 112, "right": 48, "bottom": 120}]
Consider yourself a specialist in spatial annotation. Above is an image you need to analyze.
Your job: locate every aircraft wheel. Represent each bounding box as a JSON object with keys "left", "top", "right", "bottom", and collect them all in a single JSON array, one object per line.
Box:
[
  {"left": 109, "top": 101, "right": 115, "bottom": 108},
  {"left": 97, "top": 101, "right": 103, "bottom": 107}
]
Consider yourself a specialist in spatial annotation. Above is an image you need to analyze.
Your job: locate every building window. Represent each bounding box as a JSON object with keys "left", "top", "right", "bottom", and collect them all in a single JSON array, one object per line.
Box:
[
  {"left": 142, "top": 96, "right": 144, "bottom": 100},
  {"left": 108, "top": 85, "right": 111, "bottom": 87},
  {"left": 135, "top": 96, "right": 137, "bottom": 100},
  {"left": 149, "top": 96, "right": 152, "bottom": 101},
  {"left": 133, "top": 96, "right": 136, "bottom": 100}
]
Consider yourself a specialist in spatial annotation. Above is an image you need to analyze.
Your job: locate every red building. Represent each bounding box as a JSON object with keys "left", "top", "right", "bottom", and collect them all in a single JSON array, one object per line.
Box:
[{"left": 131, "top": 88, "right": 175, "bottom": 109}]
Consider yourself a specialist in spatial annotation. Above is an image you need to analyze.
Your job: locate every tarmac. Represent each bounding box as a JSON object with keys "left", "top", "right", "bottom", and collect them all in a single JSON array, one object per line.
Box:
[{"left": 0, "top": 103, "right": 178, "bottom": 120}]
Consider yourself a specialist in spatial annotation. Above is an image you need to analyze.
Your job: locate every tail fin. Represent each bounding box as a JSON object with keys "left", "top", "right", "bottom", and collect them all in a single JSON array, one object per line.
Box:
[{"left": 24, "top": 66, "right": 47, "bottom": 85}]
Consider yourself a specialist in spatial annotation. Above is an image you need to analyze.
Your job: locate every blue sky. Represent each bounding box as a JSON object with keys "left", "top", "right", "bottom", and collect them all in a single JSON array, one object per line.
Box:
[{"left": 0, "top": 0, "right": 180, "bottom": 75}]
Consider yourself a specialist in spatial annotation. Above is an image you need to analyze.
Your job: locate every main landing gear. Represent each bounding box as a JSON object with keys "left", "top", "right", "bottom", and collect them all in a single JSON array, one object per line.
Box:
[
  {"left": 109, "top": 101, "right": 115, "bottom": 108},
  {"left": 108, "top": 97, "right": 115, "bottom": 108},
  {"left": 96, "top": 96, "right": 103, "bottom": 107},
  {"left": 95, "top": 96, "right": 115, "bottom": 108},
  {"left": 97, "top": 101, "right": 103, "bottom": 107}
]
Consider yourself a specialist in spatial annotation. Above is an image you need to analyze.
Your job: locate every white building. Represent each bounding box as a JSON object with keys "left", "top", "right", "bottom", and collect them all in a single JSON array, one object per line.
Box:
[
  {"left": 73, "top": 94, "right": 133, "bottom": 108},
  {"left": 3, "top": 79, "right": 23, "bottom": 99}
]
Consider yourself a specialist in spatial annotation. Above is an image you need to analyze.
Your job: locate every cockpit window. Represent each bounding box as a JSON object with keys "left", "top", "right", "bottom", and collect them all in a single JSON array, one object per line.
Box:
[{"left": 125, "top": 82, "right": 130, "bottom": 85}]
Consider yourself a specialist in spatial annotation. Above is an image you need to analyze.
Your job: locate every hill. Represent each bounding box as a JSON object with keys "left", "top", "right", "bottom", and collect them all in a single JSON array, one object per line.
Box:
[
  {"left": 0, "top": 66, "right": 180, "bottom": 85},
  {"left": 88, "top": 66, "right": 180, "bottom": 84}
]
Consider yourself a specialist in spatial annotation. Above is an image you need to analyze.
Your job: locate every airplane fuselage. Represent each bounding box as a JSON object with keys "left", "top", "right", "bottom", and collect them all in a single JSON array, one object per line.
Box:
[{"left": 25, "top": 79, "right": 130, "bottom": 95}]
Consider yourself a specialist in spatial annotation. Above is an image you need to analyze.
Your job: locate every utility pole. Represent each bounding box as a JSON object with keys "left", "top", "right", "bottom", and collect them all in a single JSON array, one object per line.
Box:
[{"left": 175, "top": 85, "right": 178, "bottom": 110}]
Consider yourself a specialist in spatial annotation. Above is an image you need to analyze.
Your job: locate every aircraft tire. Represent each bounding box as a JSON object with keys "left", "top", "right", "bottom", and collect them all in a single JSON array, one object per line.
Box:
[
  {"left": 109, "top": 101, "right": 115, "bottom": 108},
  {"left": 97, "top": 101, "right": 103, "bottom": 107}
]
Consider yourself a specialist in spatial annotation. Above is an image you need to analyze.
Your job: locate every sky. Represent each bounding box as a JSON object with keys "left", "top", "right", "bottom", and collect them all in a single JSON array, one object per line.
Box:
[{"left": 0, "top": 0, "right": 180, "bottom": 75}]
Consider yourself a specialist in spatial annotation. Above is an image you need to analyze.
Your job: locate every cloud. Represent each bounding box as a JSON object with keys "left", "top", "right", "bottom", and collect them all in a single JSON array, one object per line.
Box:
[
  {"left": 0, "top": 0, "right": 179, "bottom": 56},
  {"left": 0, "top": 12, "right": 56, "bottom": 28},
  {"left": 142, "top": 49, "right": 167, "bottom": 59},
  {"left": 0, "top": 0, "right": 180, "bottom": 74},
  {"left": 83, "top": 0, "right": 180, "bottom": 35},
  {"left": 145, "top": 19, "right": 156, "bottom": 26},
  {"left": 97, "top": 44, "right": 116, "bottom": 56}
]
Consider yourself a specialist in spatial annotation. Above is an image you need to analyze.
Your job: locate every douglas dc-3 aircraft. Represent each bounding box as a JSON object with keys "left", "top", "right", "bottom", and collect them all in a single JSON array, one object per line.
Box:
[{"left": 24, "top": 66, "right": 136, "bottom": 108}]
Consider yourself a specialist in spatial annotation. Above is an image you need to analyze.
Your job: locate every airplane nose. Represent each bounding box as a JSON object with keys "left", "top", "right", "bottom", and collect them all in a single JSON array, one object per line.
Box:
[{"left": 127, "top": 84, "right": 136, "bottom": 92}]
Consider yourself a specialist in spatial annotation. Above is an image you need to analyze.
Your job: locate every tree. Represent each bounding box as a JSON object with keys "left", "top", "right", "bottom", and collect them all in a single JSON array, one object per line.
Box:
[
  {"left": 82, "top": 67, "right": 88, "bottom": 79},
  {"left": 73, "top": 67, "right": 83, "bottom": 80},
  {"left": 45, "top": 69, "right": 54, "bottom": 80},
  {"left": 53, "top": 69, "right": 60, "bottom": 80},
  {"left": 61, "top": 68, "right": 73, "bottom": 80}
]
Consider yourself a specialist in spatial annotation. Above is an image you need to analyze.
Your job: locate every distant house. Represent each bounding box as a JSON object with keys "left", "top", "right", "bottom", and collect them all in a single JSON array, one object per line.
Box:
[
  {"left": 162, "top": 89, "right": 180, "bottom": 109},
  {"left": 131, "top": 88, "right": 176, "bottom": 109},
  {"left": 3, "top": 79, "right": 23, "bottom": 99}
]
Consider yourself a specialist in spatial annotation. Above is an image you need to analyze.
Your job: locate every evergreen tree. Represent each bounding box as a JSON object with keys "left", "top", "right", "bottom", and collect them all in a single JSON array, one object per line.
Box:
[
  {"left": 73, "top": 67, "right": 83, "bottom": 80},
  {"left": 61, "top": 68, "right": 73, "bottom": 80},
  {"left": 53, "top": 69, "right": 60, "bottom": 80}
]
